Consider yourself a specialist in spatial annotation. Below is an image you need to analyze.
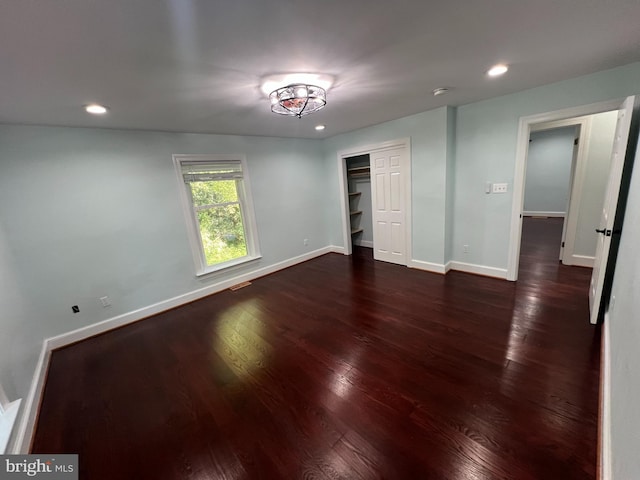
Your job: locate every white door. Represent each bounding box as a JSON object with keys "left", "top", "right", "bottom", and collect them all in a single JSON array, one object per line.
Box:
[
  {"left": 589, "top": 96, "right": 637, "bottom": 324},
  {"left": 370, "top": 148, "right": 407, "bottom": 265}
]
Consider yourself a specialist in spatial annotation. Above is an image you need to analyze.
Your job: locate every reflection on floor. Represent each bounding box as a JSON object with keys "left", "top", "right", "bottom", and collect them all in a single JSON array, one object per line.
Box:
[{"left": 33, "top": 223, "right": 600, "bottom": 479}]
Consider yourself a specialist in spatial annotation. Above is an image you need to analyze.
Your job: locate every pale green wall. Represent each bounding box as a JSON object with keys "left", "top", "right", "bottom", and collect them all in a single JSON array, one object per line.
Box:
[
  {"left": 323, "top": 107, "right": 451, "bottom": 266},
  {"left": 444, "top": 106, "right": 456, "bottom": 264},
  {"left": 1, "top": 62, "right": 640, "bottom": 468},
  {"left": 453, "top": 62, "right": 640, "bottom": 268},
  {"left": 0, "top": 125, "right": 327, "bottom": 405},
  {"left": 608, "top": 141, "right": 640, "bottom": 480}
]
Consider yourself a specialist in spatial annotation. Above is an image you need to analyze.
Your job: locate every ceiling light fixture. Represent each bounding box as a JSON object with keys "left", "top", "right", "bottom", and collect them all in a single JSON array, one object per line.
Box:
[
  {"left": 315, "top": 125, "right": 326, "bottom": 131},
  {"left": 487, "top": 64, "right": 509, "bottom": 77},
  {"left": 432, "top": 87, "right": 449, "bottom": 96},
  {"left": 269, "top": 84, "right": 326, "bottom": 118},
  {"left": 85, "top": 104, "right": 108, "bottom": 115}
]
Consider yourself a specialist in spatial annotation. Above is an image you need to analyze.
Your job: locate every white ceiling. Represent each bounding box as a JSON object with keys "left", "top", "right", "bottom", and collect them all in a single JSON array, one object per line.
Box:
[{"left": 1, "top": 0, "right": 640, "bottom": 139}]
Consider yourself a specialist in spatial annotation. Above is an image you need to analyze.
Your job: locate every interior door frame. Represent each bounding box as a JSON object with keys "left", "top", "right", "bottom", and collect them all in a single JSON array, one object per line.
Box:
[
  {"left": 337, "top": 138, "right": 412, "bottom": 259},
  {"left": 527, "top": 116, "right": 591, "bottom": 266},
  {"left": 507, "top": 98, "right": 624, "bottom": 281}
]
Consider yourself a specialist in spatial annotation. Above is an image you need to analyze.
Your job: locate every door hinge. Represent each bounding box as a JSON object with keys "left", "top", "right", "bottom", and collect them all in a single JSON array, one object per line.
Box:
[
  {"left": 561, "top": 241, "right": 565, "bottom": 247},
  {"left": 574, "top": 138, "right": 579, "bottom": 145}
]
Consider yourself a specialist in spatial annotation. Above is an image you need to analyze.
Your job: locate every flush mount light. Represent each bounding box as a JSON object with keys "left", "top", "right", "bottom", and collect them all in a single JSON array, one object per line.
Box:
[
  {"left": 269, "top": 84, "right": 326, "bottom": 118},
  {"left": 487, "top": 64, "right": 509, "bottom": 77},
  {"left": 315, "top": 125, "right": 326, "bottom": 131},
  {"left": 261, "top": 73, "right": 334, "bottom": 97},
  {"left": 432, "top": 87, "right": 449, "bottom": 96},
  {"left": 85, "top": 104, "right": 108, "bottom": 114}
]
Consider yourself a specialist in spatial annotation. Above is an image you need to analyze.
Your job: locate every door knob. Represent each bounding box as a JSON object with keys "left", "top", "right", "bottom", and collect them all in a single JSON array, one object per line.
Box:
[{"left": 595, "top": 228, "right": 606, "bottom": 234}]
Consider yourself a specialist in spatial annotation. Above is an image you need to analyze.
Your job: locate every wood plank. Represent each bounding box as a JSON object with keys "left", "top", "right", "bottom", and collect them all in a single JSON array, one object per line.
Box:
[{"left": 32, "top": 217, "right": 600, "bottom": 479}]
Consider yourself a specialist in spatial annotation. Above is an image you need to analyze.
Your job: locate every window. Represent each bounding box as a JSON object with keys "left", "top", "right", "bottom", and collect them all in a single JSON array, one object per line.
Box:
[{"left": 174, "top": 155, "right": 260, "bottom": 275}]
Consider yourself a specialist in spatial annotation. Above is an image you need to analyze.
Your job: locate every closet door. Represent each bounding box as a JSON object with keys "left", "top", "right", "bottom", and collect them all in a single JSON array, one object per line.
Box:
[{"left": 370, "top": 148, "right": 407, "bottom": 265}]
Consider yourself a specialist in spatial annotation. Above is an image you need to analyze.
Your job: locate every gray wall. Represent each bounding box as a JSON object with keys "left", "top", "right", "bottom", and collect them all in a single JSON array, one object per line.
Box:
[
  {"left": 524, "top": 127, "right": 576, "bottom": 215},
  {"left": 0, "top": 125, "right": 327, "bottom": 406}
]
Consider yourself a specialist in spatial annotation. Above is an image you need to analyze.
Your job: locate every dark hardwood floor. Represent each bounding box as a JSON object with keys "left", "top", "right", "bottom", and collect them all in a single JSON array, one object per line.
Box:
[{"left": 32, "top": 217, "right": 600, "bottom": 479}]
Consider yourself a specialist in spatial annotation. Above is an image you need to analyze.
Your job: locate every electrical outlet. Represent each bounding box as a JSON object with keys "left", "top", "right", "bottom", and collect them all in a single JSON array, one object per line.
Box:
[
  {"left": 100, "top": 296, "right": 111, "bottom": 307},
  {"left": 303, "top": 238, "right": 308, "bottom": 246},
  {"left": 463, "top": 245, "right": 469, "bottom": 254},
  {"left": 492, "top": 183, "right": 508, "bottom": 194}
]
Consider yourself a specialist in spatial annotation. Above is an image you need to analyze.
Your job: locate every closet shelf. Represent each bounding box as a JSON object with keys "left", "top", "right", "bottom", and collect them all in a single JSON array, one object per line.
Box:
[
  {"left": 348, "top": 192, "right": 362, "bottom": 197},
  {"left": 347, "top": 166, "right": 370, "bottom": 173},
  {"left": 350, "top": 210, "right": 363, "bottom": 216},
  {"left": 350, "top": 227, "right": 364, "bottom": 235}
]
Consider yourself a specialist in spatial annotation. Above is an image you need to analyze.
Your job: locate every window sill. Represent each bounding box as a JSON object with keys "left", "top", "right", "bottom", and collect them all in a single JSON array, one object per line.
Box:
[{"left": 195, "top": 255, "right": 262, "bottom": 278}]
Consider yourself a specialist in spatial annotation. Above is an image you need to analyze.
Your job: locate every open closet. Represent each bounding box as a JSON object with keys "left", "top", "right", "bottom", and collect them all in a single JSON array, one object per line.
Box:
[{"left": 346, "top": 154, "right": 372, "bottom": 248}]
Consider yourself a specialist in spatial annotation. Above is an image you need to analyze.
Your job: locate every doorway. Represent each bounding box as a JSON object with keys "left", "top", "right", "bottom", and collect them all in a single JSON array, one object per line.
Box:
[
  {"left": 337, "top": 138, "right": 412, "bottom": 265},
  {"left": 507, "top": 99, "right": 624, "bottom": 281},
  {"left": 523, "top": 124, "right": 579, "bottom": 266}
]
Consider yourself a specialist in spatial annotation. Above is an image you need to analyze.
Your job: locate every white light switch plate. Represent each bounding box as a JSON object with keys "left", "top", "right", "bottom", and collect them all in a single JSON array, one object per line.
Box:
[{"left": 492, "top": 183, "right": 508, "bottom": 193}]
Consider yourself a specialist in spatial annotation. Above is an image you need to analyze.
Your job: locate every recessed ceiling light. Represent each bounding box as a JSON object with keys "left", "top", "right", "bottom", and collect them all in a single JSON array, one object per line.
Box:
[
  {"left": 487, "top": 64, "right": 509, "bottom": 77},
  {"left": 315, "top": 125, "right": 326, "bottom": 131},
  {"left": 85, "top": 104, "right": 108, "bottom": 115},
  {"left": 432, "top": 87, "right": 449, "bottom": 96}
]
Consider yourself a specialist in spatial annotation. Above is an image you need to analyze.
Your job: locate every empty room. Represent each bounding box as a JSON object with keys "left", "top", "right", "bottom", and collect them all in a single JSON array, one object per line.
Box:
[{"left": 1, "top": 1, "right": 640, "bottom": 479}]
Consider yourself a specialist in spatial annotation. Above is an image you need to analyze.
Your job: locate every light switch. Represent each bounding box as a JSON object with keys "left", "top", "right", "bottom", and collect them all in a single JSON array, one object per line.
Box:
[{"left": 492, "top": 183, "right": 508, "bottom": 193}]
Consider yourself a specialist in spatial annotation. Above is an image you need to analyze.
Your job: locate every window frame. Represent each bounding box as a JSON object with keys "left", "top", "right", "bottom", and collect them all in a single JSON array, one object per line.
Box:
[{"left": 173, "top": 154, "right": 261, "bottom": 276}]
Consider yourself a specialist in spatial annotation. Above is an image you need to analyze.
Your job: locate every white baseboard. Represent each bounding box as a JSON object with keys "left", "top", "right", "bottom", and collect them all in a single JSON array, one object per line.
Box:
[
  {"left": 523, "top": 211, "right": 566, "bottom": 218},
  {"left": 570, "top": 254, "right": 595, "bottom": 268},
  {"left": 448, "top": 261, "right": 508, "bottom": 279},
  {"left": 408, "top": 259, "right": 446, "bottom": 274},
  {"left": 355, "top": 240, "right": 373, "bottom": 248},
  {"left": 11, "top": 342, "right": 50, "bottom": 454},
  {"left": 47, "top": 246, "right": 335, "bottom": 350},
  {"left": 13, "top": 245, "right": 338, "bottom": 453},
  {"left": 329, "top": 245, "right": 347, "bottom": 255},
  {"left": 601, "top": 314, "right": 612, "bottom": 480}
]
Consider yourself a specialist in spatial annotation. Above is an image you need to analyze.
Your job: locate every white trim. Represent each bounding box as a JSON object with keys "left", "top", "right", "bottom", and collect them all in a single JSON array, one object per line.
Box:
[
  {"left": 408, "top": 259, "right": 446, "bottom": 274},
  {"left": 522, "top": 211, "right": 566, "bottom": 218},
  {"left": 561, "top": 118, "right": 592, "bottom": 266},
  {"left": 568, "top": 254, "right": 595, "bottom": 268},
  {"left": 336, "top": 138, "right": 412, "bottom": 262},
  {"left": 601, "top": 313, "right": 612, "bottom": 480},
  {"left": 329, "top": 245, "right": 347, "bottom": 255},
  {"left": 172, "top": 154, "right": 261, "bottom": 277},
  {"left": 449, "top": 261, "right": 508, "bottom": 279},
  {"left": 507, "top": 99, "right": 624, "bottom": 281},
  {"left": 11, "top": 342, "right": 50, "bottom": 454},
  {"left": 0, "top": 398, "right": 22, "bottom": 454},
  {"left": 12, "top": 245, "right": 340, "bottom": 453},
  {"left": 46, "top": 246, "right": 334, "bottom": 350}
]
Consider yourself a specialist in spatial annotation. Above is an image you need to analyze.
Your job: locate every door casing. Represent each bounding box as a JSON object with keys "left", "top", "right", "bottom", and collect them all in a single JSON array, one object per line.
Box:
[
  {"left": 507, "top": 99, "right": 625, "bottom": 281},
  {"left": 337, "top": 138, "right": 412, "bottom": 262}
]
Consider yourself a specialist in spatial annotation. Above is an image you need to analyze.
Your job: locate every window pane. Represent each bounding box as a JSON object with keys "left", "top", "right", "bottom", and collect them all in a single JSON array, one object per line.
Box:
[
  {"left": 190, "top": 180, "right": 239, "bottom": 206},
  {"left": 197, "top": 204, "right": 247, "bottom": 265}
]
